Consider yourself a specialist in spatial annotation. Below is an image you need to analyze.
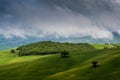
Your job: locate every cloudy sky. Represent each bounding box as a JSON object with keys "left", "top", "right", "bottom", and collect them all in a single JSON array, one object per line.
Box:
[{"left": 0, "top": 0, "right": 120, "bottom": 40}]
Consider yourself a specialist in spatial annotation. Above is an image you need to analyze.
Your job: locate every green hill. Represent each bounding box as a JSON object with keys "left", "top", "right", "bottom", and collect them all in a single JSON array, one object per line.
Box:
[
  {"left": 0, "top": 42, "right": 119, "bottom": 80},
  {"left": 17, "top": 41, "right": 95, "bottom": 56}
]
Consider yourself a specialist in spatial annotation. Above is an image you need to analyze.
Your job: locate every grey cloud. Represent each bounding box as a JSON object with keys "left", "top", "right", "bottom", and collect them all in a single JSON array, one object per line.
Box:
[{"left": 0, "top": 0, "right": 120, "bottom": 39}]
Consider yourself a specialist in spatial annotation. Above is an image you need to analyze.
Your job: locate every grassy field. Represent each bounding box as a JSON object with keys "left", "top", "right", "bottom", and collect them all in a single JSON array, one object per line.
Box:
[
  {"left": 0, "top": 43, "right": 119, "bottom": 80},
  {"left": 91, "top": 44, "right": 116, "bottom": 49}
]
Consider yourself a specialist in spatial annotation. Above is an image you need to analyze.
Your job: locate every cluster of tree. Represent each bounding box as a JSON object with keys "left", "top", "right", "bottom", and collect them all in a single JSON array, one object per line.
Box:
[
  {"left": 18, "top": 51, "right": 60, "bottom": 56},
  {"left": 18, "top": 50, "right": 70, "bottom": 57},
  {"left": 16, "top": 41, "right": 95, "bottom": 56}
]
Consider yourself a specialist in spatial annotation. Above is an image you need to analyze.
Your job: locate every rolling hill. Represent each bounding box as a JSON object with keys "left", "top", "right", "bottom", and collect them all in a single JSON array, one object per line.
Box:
[
  {"left": 0, "top": 43, "right": 119, "bottom": 80},
  {"left": 17, "top": 41, "right": 95, "bottom": 56}
]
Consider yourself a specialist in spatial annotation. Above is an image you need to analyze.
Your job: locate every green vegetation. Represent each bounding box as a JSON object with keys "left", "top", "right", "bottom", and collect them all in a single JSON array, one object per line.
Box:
[
  {"left": 91, "top": 44, "right": 116, "bottom": 49},
  {"left": 0, "top": 50, "right": 46, "bottom": 66},
  {"left": 92, "top": 61, "right": 98, "bottom": 67},
  {"left": 0, "top": 41, "right": 120, "bottom": 80},
  {"left": 61, "top": 51, "right": 69, "bottom": 58},
  {"left": 10, "top": 49, "right": 15, "bottom": 53},
  {"left": 17, "top": 41, "right": 95, "bottom": 56}
]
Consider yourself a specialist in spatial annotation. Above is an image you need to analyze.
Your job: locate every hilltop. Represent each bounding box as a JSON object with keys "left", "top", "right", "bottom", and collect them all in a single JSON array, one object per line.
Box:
[{"left": 17, "top": 41, "right": 95, "bottom": 56}]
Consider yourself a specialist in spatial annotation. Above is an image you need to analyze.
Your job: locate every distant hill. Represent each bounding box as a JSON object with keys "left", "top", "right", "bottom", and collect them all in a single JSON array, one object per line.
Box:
[{"left": 0, "top": 32, "right": 120, "bottom": 50}]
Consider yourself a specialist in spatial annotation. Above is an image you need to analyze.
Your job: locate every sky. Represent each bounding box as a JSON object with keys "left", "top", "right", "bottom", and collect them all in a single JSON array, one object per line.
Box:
[{"left": 0, "top": 0, "right": 120, "bottom": 40}]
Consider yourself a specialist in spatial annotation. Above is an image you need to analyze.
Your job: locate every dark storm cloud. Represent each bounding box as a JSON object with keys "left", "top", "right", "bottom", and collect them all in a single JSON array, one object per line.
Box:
[
  {"left": 0, "top": 0, "right": 120, "bottom": 39},
  {"left": 39, "top": 0, "right": 114, "bottom": 14}
]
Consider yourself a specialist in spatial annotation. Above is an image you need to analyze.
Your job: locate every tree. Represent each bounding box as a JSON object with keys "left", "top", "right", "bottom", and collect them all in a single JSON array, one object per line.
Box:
[
  {"left": 10, "top": 49, "right": 15, "bottom": 53},
  {"left": 103, "top": 47, "right": 107, "bottom": 49},
  {"left": 92, "top": 61, "right": 98, "bottom": 67},
  {"left": 61, "top": 51, "right": 69, "bottom": 58},
  {"left": 116, "top": 45, "right": 120, "bottom": 48}
]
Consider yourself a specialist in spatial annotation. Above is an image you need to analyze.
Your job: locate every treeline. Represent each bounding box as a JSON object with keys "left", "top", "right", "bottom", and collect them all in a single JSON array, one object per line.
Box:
[
  {"left": 16, "top": 41, "right": 95, "bottom": 56},
  {"left": 18, "top": 51, "right": 60, "bottom": 56}
]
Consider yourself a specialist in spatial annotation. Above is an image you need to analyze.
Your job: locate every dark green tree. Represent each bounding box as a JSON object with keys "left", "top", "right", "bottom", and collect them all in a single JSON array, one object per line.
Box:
[
  {"left": 104, "top": 47, "right": 107, "bottom": 49},
  {"left": 92, "top": 61, "right": 98, "bottom": 67},
  {"left": 10, "top": 49, "right": 15, "bottom": 53},
  {"left": 61, "top": 51, "right": 69, "bottom": 58}
]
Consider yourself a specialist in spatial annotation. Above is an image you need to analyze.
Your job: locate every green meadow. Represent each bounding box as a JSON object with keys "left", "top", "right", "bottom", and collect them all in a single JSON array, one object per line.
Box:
[{"left": 0, "top": 41, "right": 120, "bottom": 80}]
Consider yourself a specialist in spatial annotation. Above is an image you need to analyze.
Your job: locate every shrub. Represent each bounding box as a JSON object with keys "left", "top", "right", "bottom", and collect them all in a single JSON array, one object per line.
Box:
[
  {"left": 104, "top": 47, "right": 107, "bottom": 49},
  {"left": 116, "top": 45, "right": 120, "bottom": 48},
  {"left": 61, "top": 51, "right": 69, "bottom": 58},
  {"left": 10, "top": 49, "right": 15, "bottom": 53}
]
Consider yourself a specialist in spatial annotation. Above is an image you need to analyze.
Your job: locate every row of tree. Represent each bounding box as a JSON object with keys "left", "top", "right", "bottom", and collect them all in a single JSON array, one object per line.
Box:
[
  {"left": 11, "top": 49, "right": 69, "bottom": 57},
  {"left": 18, "top": 51, "right": 60, "bottom": 56}
]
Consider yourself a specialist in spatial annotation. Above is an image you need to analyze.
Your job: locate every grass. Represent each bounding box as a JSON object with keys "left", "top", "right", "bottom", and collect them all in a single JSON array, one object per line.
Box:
[
  {"left": 91, "top": 44, "right": 115, "bottom": 49},
  {"left": 45, "top": 48, "right": 120, "bottom": 80},
  {"left": 0, "top": 50, "right": 48, "bottom": 66},
  {"left": 0, "top": 44, "right": 119, "bottom": 80}
]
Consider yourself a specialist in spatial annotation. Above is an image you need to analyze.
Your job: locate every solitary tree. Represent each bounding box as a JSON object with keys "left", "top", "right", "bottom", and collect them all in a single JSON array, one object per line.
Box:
[
  {"left": 116, "top": 45, "right": 120, "bottom": 48},
  {"left": 10, "top": 49, "right": 15, "bottom": 53},
  {"left": 61, "top": 51, "right": 69, "bottom": 58},
  {"left": 92, "top": 61, "right": 98, "bottom": 67}
]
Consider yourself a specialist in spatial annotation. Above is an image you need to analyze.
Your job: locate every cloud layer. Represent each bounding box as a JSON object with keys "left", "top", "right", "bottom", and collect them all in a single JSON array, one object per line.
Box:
[{"left": 0, "top": 0, "right": 120, "bottom": 39}]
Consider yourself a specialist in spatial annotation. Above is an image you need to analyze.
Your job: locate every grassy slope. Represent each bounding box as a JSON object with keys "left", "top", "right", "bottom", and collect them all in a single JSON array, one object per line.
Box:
[
  {"left": 0, "top": 45, "right": 119, "bottom": 80},
  {"left": 91, "top": 44, "right": 115, "bottom": 49},
  {"left": 0, "top": 50, "right": 49, "bottom": 66},
  {"left": 46, "top": 48, "right": 120, "bottom": 80}
]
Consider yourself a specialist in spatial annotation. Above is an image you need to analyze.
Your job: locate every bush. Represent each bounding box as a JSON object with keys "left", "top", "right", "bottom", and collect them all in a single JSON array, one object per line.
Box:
[
  {"left": 10, "top": 49, "right": 15, "bottom": 53},
  {"left": 92, "top": 61, "right": 98, "bottom": 67},
  {"left": 104, "top": 47, "right": 107, "bottom": 49},
  {"left": 61, "top": 51, "right": 69, "bottom": 58},
  {"left": 116, "top": 45, "right": 120, "bottom": 48}
]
